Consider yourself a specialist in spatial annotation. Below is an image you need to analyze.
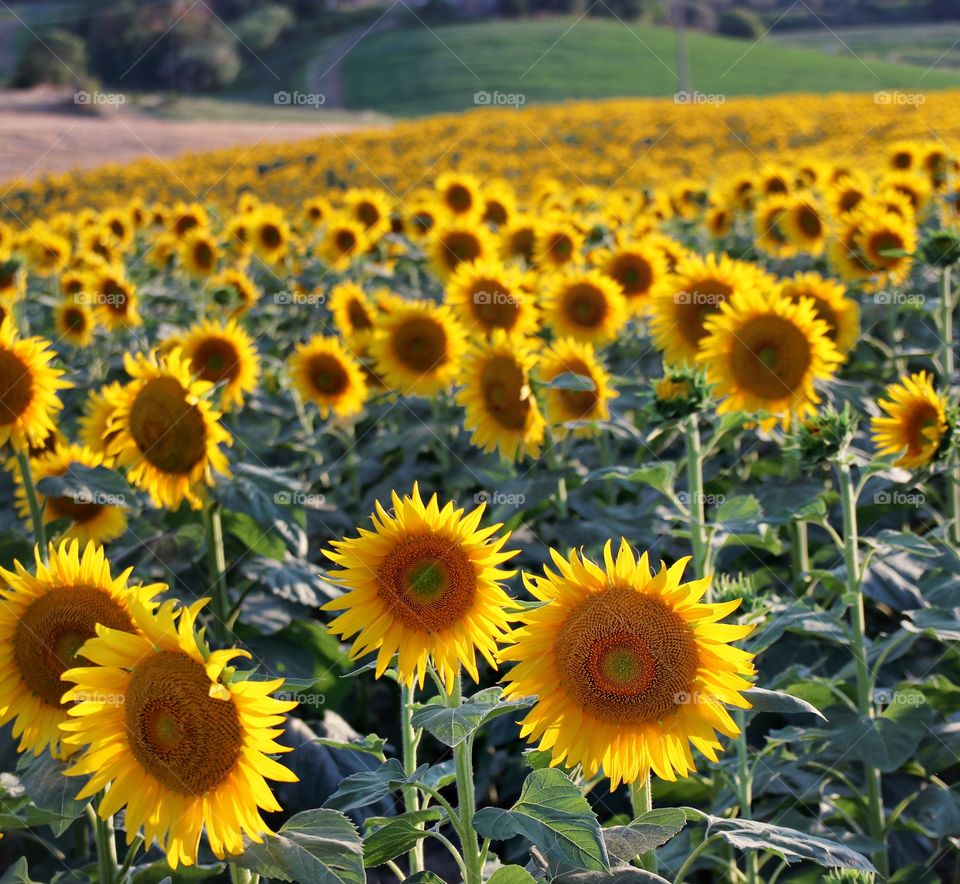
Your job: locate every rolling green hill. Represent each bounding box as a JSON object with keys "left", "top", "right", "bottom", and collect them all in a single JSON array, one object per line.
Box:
[{"left": 341, "top": 17, "right": 960, "bottom": 116}]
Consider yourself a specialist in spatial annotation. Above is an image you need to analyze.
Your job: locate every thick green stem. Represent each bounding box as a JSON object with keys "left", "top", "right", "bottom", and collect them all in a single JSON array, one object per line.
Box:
[
  {"left": 447, "top": 674, "right": 483, "bottom": 884},
  {"left": 87, "top": 803, "right": 118, "bottom": 884},
  {"left": 684, "top": 415, "right": 708, "bottom": 584},
  {"left": 734, "top": 710, "right": 758, "bottom": 884},
  {"left": 229, "top": 866, "right": 257, "bottom": 884},
  {"left": 628, "top": 774, "right": 658, "bottom": 872},
  {"left": 941, "top": 267, "right": 959, "bottom": 547},
  {"left": 116, "top": 835, "right": 144, "bottom": 881},
  {"left": 837, "top": 464, "right": 888, "bottom": 878},
  {"left": 673, "top": 833, "right": 722, "bottom": 884},
  {"left": 789, "top": 520, "right": 810, "bottom": 593},
  {"left": 400, "top": 682, "right": 425, "bottom": 874},
  {"left": 17, "top": 449, "right": 48, "bottom": 558},
  {"left": 203, "top": 501, "right": 231, "bottom": 641}
]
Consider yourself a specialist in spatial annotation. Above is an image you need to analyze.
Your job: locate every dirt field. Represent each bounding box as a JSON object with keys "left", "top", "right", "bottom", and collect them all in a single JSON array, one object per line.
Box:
[{"left": 0, "top": 90, "right": 387, "bottom": 184}]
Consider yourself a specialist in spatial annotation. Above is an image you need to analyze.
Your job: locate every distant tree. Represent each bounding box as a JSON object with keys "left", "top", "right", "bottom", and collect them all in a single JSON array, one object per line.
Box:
[
  {"left": 12, "top": 28, "right": 88, "bottom": 87},
  {"left": 716, "top": 6, "right": 764, "bottom": 38},
  {"left": 233, "top": 4, "right": 296, "bottom": 51}
]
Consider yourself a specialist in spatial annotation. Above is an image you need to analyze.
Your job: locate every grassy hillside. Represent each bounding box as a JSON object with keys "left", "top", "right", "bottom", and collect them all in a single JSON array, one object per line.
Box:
[{"left": 342, "top": 16, "right": 960, "bottom": 116}]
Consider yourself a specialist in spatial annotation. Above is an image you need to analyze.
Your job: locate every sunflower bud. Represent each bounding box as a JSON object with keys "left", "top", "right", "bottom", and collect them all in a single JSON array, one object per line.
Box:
[
  {"left": 920, "top": 229, "right": 960, "bottom": 268},
  {"left": 649, "top": 366, "right": 709, "bottom": 421},
  {"left": 788, "top": 403, "right": 858, "bottom": 465}
]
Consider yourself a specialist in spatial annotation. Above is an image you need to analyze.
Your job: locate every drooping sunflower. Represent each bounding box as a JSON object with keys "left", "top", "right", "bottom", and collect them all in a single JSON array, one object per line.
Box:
[
  {"left": 456, "top": 331, "right": 545, "bottom": 461},
  {"left": 370, "top": 301, "right": 467, "bottom": 396},
  {"left": 780, "top": 272, "right": 860, "bottom": 355},
  {"left": 14, "top": 443, "right": 127, "bottom": 545},
  {"left": 54, "top": 298, "right": 96, "bottom": 348},
  {"left": 444, "top": 259, "right": 538, "bottom": 338},
  {"left": 328, "top": 281, "right": 377, "bottom": 347},
  {"left": 697, "top": 287, "right": 843, "bottom": 429},
  {"left": 543, "top": 269, "right": 627, "bottom": 345},
  {"left": 0, "top": 539, "right": 162, "bottom": 756},
  {"left": 649, "top": 253, "right": 764, "bottom": 366},
  {"left": 429, "top": 221, "right": 496, "bottom": 279},
  {"left": 323, "top": 484, "right": 519, "bottom": 690},
  {"left": 537, "top": 338, "right": 618, "bottom": 438},
  {"left": 594, "top": 239, "right": 669, "bottom": 316},
  {"left": 78, "top": 381, "right": 122, "bottom": 463},
  {"left": 61, "top": 597, "right": 298, "bottom": 868},
  {"left": 175, "top": 317, "right": 261, "bottom": 412},
  {"left": 106, "top": 349, "right": 232, "bottom": 510},
  {"left": 871, "top": 371, "right": 948, "bottom": 469},
  {"left": 289, "top": 334, "right": 368, "bottom": 419},
  {"left": 500, "top": 540, "right": 755, "bottom": 787},
  {"left": 0, "top": 318, "right": 71, "bottom": 451}
]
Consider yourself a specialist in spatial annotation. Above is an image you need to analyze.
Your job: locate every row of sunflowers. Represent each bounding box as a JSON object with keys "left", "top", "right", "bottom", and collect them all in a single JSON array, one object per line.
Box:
[{"left": 0, "top": 91, "right": 957, "bottom": 883}]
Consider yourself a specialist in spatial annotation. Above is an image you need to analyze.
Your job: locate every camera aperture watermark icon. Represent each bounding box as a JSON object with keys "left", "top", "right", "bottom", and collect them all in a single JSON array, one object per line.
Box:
[
  {"left": 274, "top": 91, "right": 326, "bottom": 108},
  {"left": 75, "top": 91, "right": 125, "bottom": 107},
  {"left": 474, "top": 91, "right": 525, "bottom": 108},
  {"left": 274, "top": 291, "right": 325, "bottom": 307},
  {"left": 874, "top": 291, "right": 925, "bottom": 306},
  {"left": 474, "top": 490, "right": 526, "bottom": 508},
  {"left": 874, "top": 91, "right": 925, "bottom": 107},
  {"left": 873, "top": 490, "right": 925, "bottom": 507},
  {"left": 674, "top": 91, "right": 725, "bottom": 106},
  {"left": 274, "top": 491, "right": 326, "bottom": 507}
]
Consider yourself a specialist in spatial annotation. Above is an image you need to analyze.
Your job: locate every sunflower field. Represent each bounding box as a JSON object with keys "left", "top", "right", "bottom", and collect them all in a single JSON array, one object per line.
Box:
[{"left": 0, "top": 90, "right": 959, "bottom": 884}]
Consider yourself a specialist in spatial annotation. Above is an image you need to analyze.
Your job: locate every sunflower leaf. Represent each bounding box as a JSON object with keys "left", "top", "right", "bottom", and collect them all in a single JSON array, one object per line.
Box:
[
  {"left": 411, "top": 687, "right": 533, "bottom": 747},
  {"left": 473, "top": 768, "right": 609, "bottom": 872},
  {"left": 0, "top": 858, "right": 40, "bottom": 884},
  {"left": 17, "top": 752, "right": 89, "bottom": 834},
  {"left": 486, "top": 866, "right": 538, "bottom": 884},
  {"left": 542, "top": 372, "right": 597, "bottom": 391},
  {"left": 743, "top": 687, "right": 827, "bottom": 720},
  {"left": 235, "top": 808, "right": 364, "bottom": 883},
  {"left": 602, "top": 808, "right": 687, "bottom": 860},
  {"left": 35, "top": 465, "right": 132, "bottom": 506},
  {"left": 362, "top": 808, "right": 443, "bottom": 867},
  {"left": 324, "top": 758, "right": 444, "bottom": 812}
]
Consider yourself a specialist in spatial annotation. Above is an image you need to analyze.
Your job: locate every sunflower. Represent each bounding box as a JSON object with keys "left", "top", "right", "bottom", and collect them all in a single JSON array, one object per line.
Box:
[
  {"left": 595, "top": 239, "right": 669, "bottom": 316},
  {"left": 176, "top": 317, "right": 261, "bottom": 412},
  {"left": 0, "top": 539, "right": 161, "bottom": 757},
  {"left": 289, "top": 334, "right": 368, "bottom": 419},
  {"left": 436, "top": 172, "right": 483, "bottom": 219},
  {"left": 371, "top": 300, "right": 466, "bottom": 396},
  {"left": 250, "top": 206, "right": 291, "bottom": 266},
  {"left": 705, "top": 203, "right": 734, "bottom": 238},
  {"left": 404, "top": 198, "right": 443, "bottom": 240},
  {"left": 78, "top": 382, "right": 122, "bottom": 463},
  {"left": 328, "top": 282, "right": 377, "bottom": 347},
  {"left": 537, "top": 338, "right": 618, "bottom": 438},
  {"left": 456, "top": 331, "right": 545, "bottom": 461},
  {"left": 323, "top": 484, "right": 518, "bottom": 690},
  {"left": 209, "top": 268, "right": 260, "bottom": 317},
  {"left": 302, "top": 195, "right": 333, "bottom": 227},
  {"left": 444, "top": 259, "right": 538, "bottom": 338},
  {"left": 0, "top": 319, "right": 71, "bottom": 451},
  {"left": 697, "top": 287, "right": 843, "bottom": 429},
  {"left": 319, "top": 215, "right": 369, "bottom": 271},
  {"left": 888, "top": 140, "right": 919, "bottom": 172},
  {"left": 106, "top": 349, "right": 232, "bottom": 510},
  {"left": 100, "top": 208, "right": 134, "bottom": 251},
  {"left": 855, "top": 210, "right": 917, "bottom": 285},
  {"left": 500, "top": 540, "right": 755, "bottom": 787},
  {"left": 779, "top": 195, "right": 828, "bottom": 256},
  {"left": 825, "top": 172, "right": 870, "bottom": 219},
  {"left": 534, "top": 217, "right": 584, "bottom": 270},
  {"left": 25, "top": 224, "right": 70, "bottom": 276},
  {"left": 61, "top": 596, "right": 298, "bottom": 868},
  {"left": 543, "top": 269, "right": 627, "bottom": 345},
  {"left": 430, "top": 221, "right": 496, "bottom": 279},
  {"left": 14, "top": 443, "right": 127, "bottom": 545},
  {"left": 344, "top": 188, "right": 393, "bottom": 240},
  {"left": 170, "top": 202, "right": 209, "bottom": 238},
  {"left": 54, "top": 299, "right": 95, "bottom": 348},
  {"left": 179, "top": 228, "right": 220, "bottom": 279},
  {"left": 780, "top": 272, "right": 860, "bottom": 355},
  {"left": 871, "top": 371, "right": 948, "bottom": 469},
  {"left": 753, "top": 194, "right": 795, "bottom": 259},
  {"left": 482, "top": 181, "right": 517, "bottom": 227},
  {"left": 648, "top": 253, "right": 759, "bottom": 366},
  {"left": 880, "top": 170, "right": 932, "bottom": 214},
  {"left": 90, "top": 265, "right": 141, "bottom": 331},
  {"left": 500, "top": 214, "right": 538, "bottom": 265}
]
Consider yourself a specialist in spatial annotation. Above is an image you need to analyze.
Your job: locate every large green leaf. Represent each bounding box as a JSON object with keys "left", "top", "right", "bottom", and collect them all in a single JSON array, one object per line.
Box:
[
  {"left": 486, "top": 867, "right": 538, "bottom": 884},
  {"left": 363, "top": 809, "right": 442, "bottom": 867},
  {"left": 473, "top": 768, "right": 609, "bottom": 872},
  {"left": 0, "top": 859, "right": 40, "bottom": 884},
  {"left": 411, "top": 687, "right": 533, "bottom": 747},
  {"left": 235, "top": 808, "right": 364, "bottom": 883},
  {"left": 743, "top": 687, "right": 826, "bottom": 720},
  {"left": 602, "top": 809, "right": 687, "bottom": 861},
  {"left": 18, "top": 752, "right": 89, "bottom": 834},
  {"left": 325, "top": 758, "right": 445, "bottom": 812},
  {"left": 586, "top": 464, "right": 677, "bottom": 497}
]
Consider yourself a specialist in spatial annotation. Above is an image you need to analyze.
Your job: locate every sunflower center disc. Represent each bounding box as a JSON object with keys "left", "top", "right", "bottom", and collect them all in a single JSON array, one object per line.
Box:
[
  {"left": 191, "top": 338, "right": 240, "bottom": 383},
  {"left": 126, "top": 651, "right": 243, "bottom": 795},
  {"left": 447, "top": 185, "right": 472, "bottom": 213},
  {"left": 613, "top": 255, "right": 652, "bottom": 296},
  {"left": 556, "top": 587, "right": 699, "bottom": 725},
  {"left": 482, "top": 357, "right": 529, "bottom": 430},
  {"left": 443, "top": 233, "right": 481, "bottom": 269},
  {"left": 393, "top": 318, "right": 447, "bottom": 372},
  {"left": 378, "top": 535, "right": 477, "bottom": 632},
  {"left": 565, "top": 284, "right": 606, "bottom": 328},
  {"left": 679, "top": 278, "right": 730, "bottom": 347},
  {"left": 129, "top": 376, "right": 209, "bottom": 475},
  {"left": 471, "top": 280, "right": 519, "bottom": 330},
  {"left": 730, "top": 315, "right": 812, "bottom": 400},
  {"left": 0, "top": 348, "right": 33, "bottom": 426},
  {"left": 336, "top": 230, "right": 356, "bottom": 252},
  {"left": 557, "top": 357, "right": 599, "bottom": 417},
  {"left": 14, "top": 586, "right": 135, "bottom": 707},
  {"left": 907, "top": 403, "right": 941, "bottom": 454},
  {"left": 260, "top": 224, "right": 282, "bottom": 249},
  {"left": 348, "top": 300, "right": 373, "bottom": 331}
]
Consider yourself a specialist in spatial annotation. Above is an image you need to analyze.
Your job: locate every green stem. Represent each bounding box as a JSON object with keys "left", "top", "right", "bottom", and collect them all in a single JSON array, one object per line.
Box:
[
  {"left": 203, "top": 501, "right": 231, "bottom": 641},
  {"left": 17, "top": 449, "right": 48, "bottom": 558},
  {"left": 941, "top": 267, "right": 959, "bottom": 547},
  {"left": 734, "top": 710, "right": 758, "bottom": 884},
  {"left": 116, "top": 835, "right": 144, "bottom": 881},
  {"left": 628, "top": 774, "right": 658, "bottom": 872},
  {"left": 87, "top": 803, "right": 118, "bottom": 884},
  {"left": 673, "top": 833, "right": 722, "bottom": 884},
  {"left": 789, "top": 520, "right": 809, "bottom": 594},
  {"left": 400, "top": 681, "right": 425, "bottom": 874},
  {"left": 228, "top": 866, "right": 257, "bottom": 884},
  {"left": 684, "top": 415, "right": 708, "bottom": 584},
  {"left": 836, "top": 463, "right": 888, "bottom": 878},
  {"left": 447, "top": 673, "right": 483, "bottom": 884}
]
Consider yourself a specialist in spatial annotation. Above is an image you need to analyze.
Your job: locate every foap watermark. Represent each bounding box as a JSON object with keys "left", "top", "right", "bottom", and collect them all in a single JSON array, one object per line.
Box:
[
  {"left": 474, "top": 90, "right": 526, "bottom": 108},
  {"left": 274, "top": 91, "right": 326, "bottom": 108},
  {"left": 674, "top": 690, "right": 716, "bottom": 706},
  {"left": 874, "top": 291, "right": 925, "bottom": 307},
  {"left": 474, "top": 290, "right": 523, "bottom": 306},
  {"left": 674, "top": 90, "right": 726, "bottom": 106},
  {"left": 677, "top": 491, "right": 725, "bottom": 507},
  {"left": 675, "top": 290, "right": 727, "bottom": 306},
  {"left": 70, "top": 691, "right": 126, "bottom": 707},
  {"left": 873, "top": 688, "right": 925, "bottom": 707},
  {"left": 275, "top": 691, "right": 326, "bottom": 708},
  {"left": 874, "top": 490, "right": 925, "bottom": 507},
  {"left": 474, "top": 490, "right": 526, "bottom": 508},
  {"left": 274, "top": 291, "right": 325, "bottom": 307},
  {"left": 75, "top": 291, "right": 126, "bottom": 307},
  {"left": 75, "top": 90, "right": 126, "bottom": 107},
  {"left": 74, "top": 490, "right": 125, "bottom": 506},
  {"left": 874, "top": 91, "right": 925, "bottom": 107},
  {"left": 274, "top": 491, "right": 326, "bottom": 507}
]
